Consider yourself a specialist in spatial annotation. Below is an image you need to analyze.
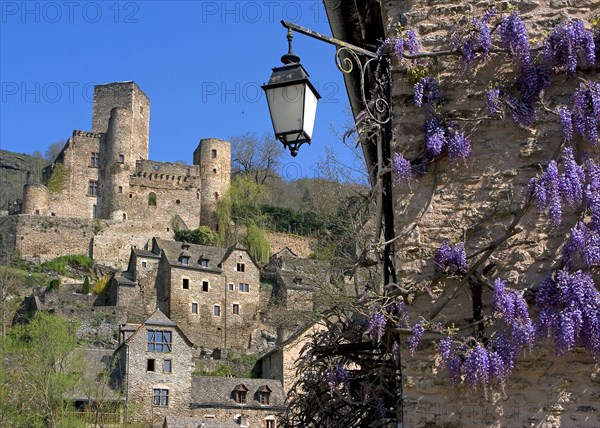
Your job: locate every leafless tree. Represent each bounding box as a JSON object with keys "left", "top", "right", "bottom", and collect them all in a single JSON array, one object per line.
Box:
[{"left": 231, "top": 133, "right": 284, "bottom": 185}]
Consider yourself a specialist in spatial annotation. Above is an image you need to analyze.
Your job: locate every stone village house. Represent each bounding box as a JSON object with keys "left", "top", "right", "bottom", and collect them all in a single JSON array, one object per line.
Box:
[
  {"left": 110, "top": 238, "right": 262, "bottom": 350},
  {"left": 113, "top": 309, "right": 285, "bottom": 426}
]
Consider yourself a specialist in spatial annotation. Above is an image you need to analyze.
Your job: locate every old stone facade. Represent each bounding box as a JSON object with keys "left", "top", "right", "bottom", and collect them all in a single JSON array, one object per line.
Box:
[
  {"left": 113, "top": 310, "right": 285, "bottom": 427},
  {"left": 328, "top": 1, "right": 600, "bottom": 427},
  {"left": 111, "top": 238, "right": 262, "bottom": 350},
  {"left": 113, "top": 309, "right": 194, "bottom": 424}
]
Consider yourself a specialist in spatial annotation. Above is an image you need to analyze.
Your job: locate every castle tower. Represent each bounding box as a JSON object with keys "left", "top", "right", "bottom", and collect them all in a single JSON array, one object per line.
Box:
[
  {"left": 194, "top": 138, "right": 231, "bottom": 231},
  {"left": 22, "top": 183, "right": 49, "bottom": 216},
  {"left": 99, "top": 107, "right": 132, "bottom": 219},
  {"left": 92, "top": 82, "right": 150, "bottom": 220}
]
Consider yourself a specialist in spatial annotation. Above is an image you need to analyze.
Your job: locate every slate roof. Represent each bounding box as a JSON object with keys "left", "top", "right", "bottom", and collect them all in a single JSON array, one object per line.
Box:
[
  {"left": 154, "top": 238, "right": 227, "bottom": 272},
  {"left": 153, "top": 239, "right": 260, "bottom": 272},
  {"left": 133, "top": 248, "right": 161, "bottom": 258},
  {"left": 115, "top": 309, "right": 193, "bottom": 351},
  {"left": 190, "top": 377, "right": 286, "bottom": 410},
  {"left": 162, "top": 416, "right": 237, "bottom": 428}
]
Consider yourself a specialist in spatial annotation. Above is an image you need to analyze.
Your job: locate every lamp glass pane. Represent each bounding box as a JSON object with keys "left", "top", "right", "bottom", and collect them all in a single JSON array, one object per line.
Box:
[
  {"left": 265, "top": 83, "right": 306, "bottom": 137},
  {"left": 302, "top": 83, "right": 319, "bottom": 140}
]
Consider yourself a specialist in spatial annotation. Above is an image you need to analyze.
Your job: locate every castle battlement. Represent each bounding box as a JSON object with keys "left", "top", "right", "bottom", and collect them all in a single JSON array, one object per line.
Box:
[{"left": 71, "top": 129, "right": 103, "bottom": 139}]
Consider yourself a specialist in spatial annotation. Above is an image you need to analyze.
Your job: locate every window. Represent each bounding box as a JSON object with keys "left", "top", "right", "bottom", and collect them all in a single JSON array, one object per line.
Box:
[
  {"left": 179, "top": 257, "right": 189, "bottom": 265},
  {"left": 202, "top": 281, "right": 209, "bottom": 292},
  {"left": 148, "top": 192, "right": 157, "bottom": 206},
  {"left": 233, "top": 385, "right": 248, "bottom": 403},
  {"left": 175, "top": 199, "right": 181, "bottom": 205},
  {"left": 199, "top": 259, "right": 209, "bottom": 268},
  {"left": 92, "top": 204, "right": 97, "bottom": 219},
  {"left": 232, "top": 304, "right": 240, "bottom": 315},
  {"left": 147, "top": 330, "right": 172, "bottom": 352},
  {"left": 90, "top": 152, "right": 99, "bottom": 167},
  {"left": 266, "top": 419, "right": 275, "bottom": 428},
  {"left": 213, "top": 305, "right": 221, "bottom": 317},
  {"left": 141, "top": 261, "right": 147, "bottom": 268},
  {"left": 153, "top": 388, "right": 169, "bottom": 407},
  {"left": 163, "top": 359, "right": 172, "bottom": 373},
  {"left": 211, "top": 149, "right": 217, "bottom": 158},
  {"left": 236, "top": 263, "right": 245, "bottom": 272},
  {"left": 239, "top": 283, "right": 249, "bottom": 293},
  {"left": 182, "top": 278, "right": 189, "bottom": 289},
  {"left": 140, "top": 105, "right": 144, "bottom": 114},
  {"left": 118, "top": 186, "right": 123, "bottom": 193},
  {"left": 181, "top": 244, "right": 190, "bottom": 251},
  {"left": 214, "top": 192, "right": 219, "bottom": 200},
  {"left": 88, "top": 180, "right": 99, "bottom": 196},
  {"left": 212, "top": 168, "right": 217, "bottom": 174},
  {"left": 191, "top": 303, "right": 198, "bottom": 314},
  {"left": 257, "top": 385, "right": 272, "bottom": 405},
  {"left": 147, "top": 359, "right": 155, "bottom": 372},
  {"left": 118, "top": 154, "right": 125, "bottom": 163},
  {"left": 228, "top": 283, "right": 234, "bottom": 291}
]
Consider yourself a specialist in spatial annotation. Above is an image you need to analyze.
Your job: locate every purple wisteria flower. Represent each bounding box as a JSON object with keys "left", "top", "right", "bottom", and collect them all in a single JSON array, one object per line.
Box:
[
  {"left": 393, "top": 152, "right": 412, "bottom": 183},
  {"left": 409, "top": 323, "right": 425, "bottom": 356},
  {"left": 435, "top": 241, "right": 467, "bottom": 274},
  {"left": 543, "top": 19, "right": 596, "bottom": 76},
  {"left": 366, "top": 310, "right": 386, "bottom": 343},
  {"left": 487, "top": 88, "right": 501, "bottom": 115}
]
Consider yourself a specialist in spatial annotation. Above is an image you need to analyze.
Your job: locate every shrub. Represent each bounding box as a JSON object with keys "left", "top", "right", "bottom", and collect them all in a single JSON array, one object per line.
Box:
[
  {"left": 45, "top": 163, "right": 68, "bottom": 193},
  {"left": 91, "top": 275, "right": 110, "bottom": 295},
  {"left": 82, "top": 276, "right": 90, "bottom": 294}
]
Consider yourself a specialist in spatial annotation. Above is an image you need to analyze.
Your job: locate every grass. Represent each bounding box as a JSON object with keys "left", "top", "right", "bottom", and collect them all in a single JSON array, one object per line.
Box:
[
  {"left": 0, "top": 265, "right": 47, "bottom": 288},
  {"left": 38, "top": 254, "right": 93, "bottom": 276}
]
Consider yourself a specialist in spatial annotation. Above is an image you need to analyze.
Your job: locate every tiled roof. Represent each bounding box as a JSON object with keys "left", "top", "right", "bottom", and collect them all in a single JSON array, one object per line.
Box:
[
  {"left": 154, "top": 238, "right": 227, "bottom": 272},
  {"left": 190, "top": 377, "right": 286, "bottom": 410},
  {"left": 144, "top": 308, "right": 177, "bottom": 327},
  {"left": 133, "top": 248, "right": 161, "bottom": 258},
  {"left": 162, "top": 416, "right": 238, "bottom": 428}
]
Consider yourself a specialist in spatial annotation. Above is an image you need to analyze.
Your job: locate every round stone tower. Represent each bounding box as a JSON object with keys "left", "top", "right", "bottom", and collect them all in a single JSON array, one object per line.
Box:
[
  {"left": 194, "top": 138, "right": 231, "bottom": 231},
  {"left": 101, "top": 107, "right": 132, "bottom": 220},
  {"left": 22, "top": 183, "right": 49, "bottom": 215}
]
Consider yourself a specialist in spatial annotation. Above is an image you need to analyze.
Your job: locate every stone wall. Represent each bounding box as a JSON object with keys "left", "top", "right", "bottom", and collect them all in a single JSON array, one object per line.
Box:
[
  {"left": 167, "top": 248, "right": 261, "bottom": 350},
  {"left": 0, "top": 215, "right": 95, "bottom": 262},
  {"left": 92, "top": 220, "right": 173, "bottom": 269},
  {"left": 127, "top": 160, "right": 201, "bottom": 228},
  {"left": 379, "top": 1, "right": 600, "bottom": 426},
  {"left": 265, "top": 231, "right": 315, "bottom": 259},
  {"left": 46, "top": 131, "right": 102, "bottom": 220},
  {"left": 116, "top": 322, "right": 193, "bottom": 425}
]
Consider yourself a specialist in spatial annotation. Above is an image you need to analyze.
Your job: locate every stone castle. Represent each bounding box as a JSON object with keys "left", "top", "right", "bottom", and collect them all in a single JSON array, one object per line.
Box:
[
  {"left": 0, "top": 81, "right": 239, "bottom": 268},
  {"left": 21, "top": 81, "right": 230, "bottom": 231}
]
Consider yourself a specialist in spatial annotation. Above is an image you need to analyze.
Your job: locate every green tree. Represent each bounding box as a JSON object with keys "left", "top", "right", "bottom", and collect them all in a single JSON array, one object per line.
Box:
[
  {"left": 175, "top": 226, "right": 219, "bottom": 246},
  {"left": 244, "top": 221, "right": 271, "bottom": 264},
  {"left": 82, "top": 276, "right": 90, "bottom": 295},
  {"left": 2, "top": 312, "right": 84, "bottom": 428}
]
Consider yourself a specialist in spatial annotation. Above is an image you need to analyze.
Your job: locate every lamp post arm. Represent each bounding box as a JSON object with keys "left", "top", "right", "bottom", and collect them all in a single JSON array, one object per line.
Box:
[{"left": 281, "top": 20, "right": 379, "bottom": 59}]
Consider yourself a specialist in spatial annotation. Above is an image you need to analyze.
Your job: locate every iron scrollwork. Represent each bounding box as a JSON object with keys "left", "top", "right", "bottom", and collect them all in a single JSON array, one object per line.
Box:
[{"left": 335, "top": 46, "right": 392, "bottom": 125}]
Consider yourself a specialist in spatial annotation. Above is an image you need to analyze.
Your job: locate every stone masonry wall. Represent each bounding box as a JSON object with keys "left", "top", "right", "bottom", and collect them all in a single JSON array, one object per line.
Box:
[
  {"left": 120, "top": 324, "right": 193, "bottom": 425},
  {"left": 167, "top": 249, "right": 261, "bottom": 350},
  {"left": 3, "top": 215, "right": 96, "bottom": 262},
  {"left": 380, "top": 1, "right": 600, "bottom": 427},
  {"left": 46, "top": 131, "right": 102, "bottom": 220},
  {"left": 127, "top": 160, "right": 201, "bottom": 228}
]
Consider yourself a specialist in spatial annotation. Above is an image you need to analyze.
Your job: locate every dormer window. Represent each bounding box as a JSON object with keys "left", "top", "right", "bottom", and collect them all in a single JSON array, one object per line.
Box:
[
  {"left": 179, "top": 257, "right": 189, "bottom": 265},
  {"left": 181, "top": 244, "right": 190, "bottom": 251},
  {"left": 233, "top": 384, "right": 248, "bottom": 403},
  {"left": 257, "top": 385, "right": 272, "bottom": 405},
  {"left": 199, "top": 258, "right": 209, "bottom": 268}
]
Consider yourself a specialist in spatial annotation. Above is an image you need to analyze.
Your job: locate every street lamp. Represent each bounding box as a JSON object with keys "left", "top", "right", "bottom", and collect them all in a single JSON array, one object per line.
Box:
[
  {"left": 262, "top": 28, "right": 321, "bottom": 157},
  {"left": 263, "top": 20, "right": 403, "bottom": 427}
]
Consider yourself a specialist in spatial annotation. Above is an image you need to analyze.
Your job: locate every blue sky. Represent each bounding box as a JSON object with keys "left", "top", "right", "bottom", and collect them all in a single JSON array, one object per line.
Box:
[{"left": 0, "top": 0, "right": 361, "bottom": 181}]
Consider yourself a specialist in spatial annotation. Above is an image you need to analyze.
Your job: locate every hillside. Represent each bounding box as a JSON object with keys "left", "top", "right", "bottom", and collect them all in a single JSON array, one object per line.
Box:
[{"left": 0, "top": 149, "right": 46, "bottom": 214}]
